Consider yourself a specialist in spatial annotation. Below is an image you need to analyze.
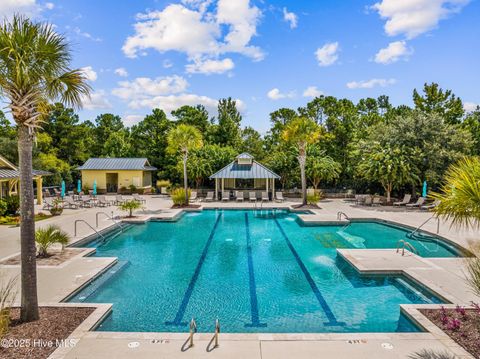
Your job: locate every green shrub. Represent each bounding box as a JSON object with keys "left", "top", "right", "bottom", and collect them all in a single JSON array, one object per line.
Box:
[
  {"left": 129, "top": 184, "right": 137, "bottom": 193},
  {"left": 156, "top": 180, "right": 171, "bottom": 189},
  {"left": 171, "top": 188, "right": 191, "bottom": 206},
  {"left": 0, "top": 200, "right": 7, "bottom": 217},
  {"left": 0, "top": 274, "right": 17, "bottom": 339},
  {"left": 5, "top": 196, "right": 19, "bottom": 216},
  {"left": 307, "top": 193, "right": 320, "bottom": 205}
]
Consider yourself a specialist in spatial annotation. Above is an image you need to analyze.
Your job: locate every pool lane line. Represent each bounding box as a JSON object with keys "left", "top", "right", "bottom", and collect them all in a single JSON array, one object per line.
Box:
[
  {"left": 244, "top": 212, "right": 267, "bottom": 328},
  {"left": 165, "top": 213, "right": 223, "bottom": 326},
  {"left": 273, "top": 218, "right": 345, "bottom": 327}
]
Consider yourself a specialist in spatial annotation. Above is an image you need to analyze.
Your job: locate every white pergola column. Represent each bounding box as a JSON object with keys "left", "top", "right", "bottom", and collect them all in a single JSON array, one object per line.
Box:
[
  {"left": 215, "top": 178, "right": 218, "bottom": 199},
  {"left": 266, "top": 177, "right": 269, "bottom": 198},
  {"left": 221, "top": 178, "right": 224, "bottom": 193},
  {"left": 272, "top": 178, "right": 275, "bottom": 199}
]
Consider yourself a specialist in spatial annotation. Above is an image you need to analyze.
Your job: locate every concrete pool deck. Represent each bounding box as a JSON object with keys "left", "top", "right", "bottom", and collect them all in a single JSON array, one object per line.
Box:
[{"left": 0, "top": 196, "right": 478, "bottom": 358}]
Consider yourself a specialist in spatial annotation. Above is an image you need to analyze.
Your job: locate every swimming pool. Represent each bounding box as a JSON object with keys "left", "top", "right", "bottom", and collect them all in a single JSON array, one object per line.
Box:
[{"left": 69, "top": 209, "right": 455, "bottom": 333}]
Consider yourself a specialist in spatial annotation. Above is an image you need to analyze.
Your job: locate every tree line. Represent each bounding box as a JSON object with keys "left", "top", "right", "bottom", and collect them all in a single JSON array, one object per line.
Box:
[{"left": 1, "top": 83, "right": 479, "bottom": 196}]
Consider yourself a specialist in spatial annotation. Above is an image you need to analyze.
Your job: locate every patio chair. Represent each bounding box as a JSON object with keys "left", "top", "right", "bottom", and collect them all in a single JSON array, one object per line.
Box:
[
  {"left": 204, "top": 191, "right": 214, "bottom": 202},
  {"left": 235, "top": 191, "right": 244, "bottom": 202},
  {"left": 249, "top": 192, "right": 257, "bottom": 202},
  {"left": 393, "top": 194, "right": 411, "bottom": 206},
  {"left": 189, "top": 191, "right": 197, "bottom": 202},
  {"left": 80, "top": 195, "right": 93, "bottom": 208},
  {"left": 275, "top": 192, "right": 285, "bottom": 202},
  {"left": 96, "top": 195, "right": 111, "bottom": 207},
  {"left": 261, "top": 191, "right": 269, "bottom": 202},
  {"left": 63, "top": 197, "right": 78, "bottom": 209},
  {"left": 406, "top": 197, "right": 426, "bottom": 209},
  {"left": 115, "top": 194, "right": 125, "bottom": 205},
  {"left": 132, "top": 193, "right": 146, "bottom": 204},
  {"left": 421, "top": 200, "right": 440, "bottom": 211},
  {"left": 222, "top": 191, "right": 230, "bottom": 201},
  {"left": 355, "top": 195, "right": 366, "bottom": 205}
]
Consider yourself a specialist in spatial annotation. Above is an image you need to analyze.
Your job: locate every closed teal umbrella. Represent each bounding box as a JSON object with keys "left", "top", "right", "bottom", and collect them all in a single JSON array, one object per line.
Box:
[
  {"left": 61, "top": 180, "right": 66, "bottom": 198},
  {"left": 422, "top": 180, "right": 427, "bottom": 198},
  {"left": 77, "top": 179, "right": 81, "bottom": 193},
  {"left": 93, "top": 179, "right": 97, "bottom": 196}
]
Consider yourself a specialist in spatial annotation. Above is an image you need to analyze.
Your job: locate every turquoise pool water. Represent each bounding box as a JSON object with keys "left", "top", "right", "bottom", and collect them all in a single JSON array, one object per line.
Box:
[{"left": 69, "top": 209, "right": 453, "bottom": 333}]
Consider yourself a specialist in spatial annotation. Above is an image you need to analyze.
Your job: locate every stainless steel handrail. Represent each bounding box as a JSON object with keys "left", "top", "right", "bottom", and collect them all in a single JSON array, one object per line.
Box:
[
  {"left": 409, "top": 215, "right": 440, "bottom": 237},
  {"left": 74, "top": 219, "right": 106, "bottom": 241},
  {"left": 189, "top": 318, "right": 197, "bottom": 347},
  {"left": 396, "top": 239, "right": 418, "bottom": 256},
  {"left": 96, "top": 211, "right": 123, "bottom": 231},
  {"left": 214, "top": 318, "right": 220, "bottom": 348},
  {"left": 337, "top": 211, "right": 350, "bottom": 221}
]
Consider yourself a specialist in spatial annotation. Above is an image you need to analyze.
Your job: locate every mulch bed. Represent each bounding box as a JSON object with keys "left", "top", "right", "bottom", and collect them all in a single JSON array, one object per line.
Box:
[
  {"left": 0, "top": 248, "right": 84, "bottom": 266},
  {"left": 0, "top": 306, "right": 95, "bottom": 359},
  {"left": 171, "top": 204, "right": 202, "bottom": 209},
  {"left": 421, "top": 307, "right": 480, "bottom": 358},
  {"left": 291, "top": 204, "right": 321, "bottom": 209}
]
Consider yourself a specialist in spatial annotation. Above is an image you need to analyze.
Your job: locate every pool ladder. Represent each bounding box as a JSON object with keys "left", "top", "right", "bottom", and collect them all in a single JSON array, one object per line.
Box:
[
  {"left": 396, "top": 239, "right": 418, "bottom": 256},
  {"left": 74, "top": 219, "right": 106, "bottom": 242},
  {"left": 96, "top": 211, "right": 124, "bottom": 232},
  {"left": 337, "top": 211, "right": 350, "bottom": 221},
  {"left": 182, "top": 318, "right": 220, "bottom": 352}
]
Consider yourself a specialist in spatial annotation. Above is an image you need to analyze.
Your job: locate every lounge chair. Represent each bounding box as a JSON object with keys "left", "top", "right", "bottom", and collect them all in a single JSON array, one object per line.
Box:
[
  {"left": 80, "top": 195, "right": 93, "bottom": 208},
  {"left": 363, "top": 196, "right": 373, "bottom": 206},
  {"left": 96, "top": 195, "right": 111, "bottom": 207},
  {"left": 63, "top": 197, "right": 78, "bottom": 209},
  {"left": 406, "top": 197, "right": 426, "bottom": 209},
  {"left": 115, "top": 194, "right": 125, "bottom": 205},
  {"left": 235, "top": 191, "right": 244, "bottom": 202},
  {"left": 275, "top": 192, "right": 285, "bottom": 202},
  {"left": 355, "top": 195, "right": 366, "bottom": 205},
  {"left": 222, "top": 191, "right": 230, "bottom": 201},
  {"left": 421, "top": 199, "right": 440, "bottom": 211},
  {"left": 42, "top": 197, "right": 55, "bottom": 209},
  {"left": 189, "top": 191, "right": 197, "bottom": 202},
  {"left": 249, "top": 192, "right": 257, "bottom": 202},
  {"left": 261, "top": 191, "right": 269, "bottom": 202},
  {"left": 204, "top": 191, "right": 214, "bottom": 202},
  {"left": 393, "top": 194, "right": 411, "bottom": 206},
  {"left": 372, "top": 197, "right": 382, "bottom": 206},
  {"left": 132, "top": 193, "right": 146, "bottom": 204}
]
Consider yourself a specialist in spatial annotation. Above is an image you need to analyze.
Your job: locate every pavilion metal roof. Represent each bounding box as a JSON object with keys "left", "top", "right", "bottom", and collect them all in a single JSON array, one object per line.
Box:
[
  {"left": 76, "top": 158, "right": 157, "bottom": 171},
  {"left": 0, "top": 168, "right": 51, "bottom": 179},
  {"left": 209, "top": 153, "right": 280, "bottom": 179}
]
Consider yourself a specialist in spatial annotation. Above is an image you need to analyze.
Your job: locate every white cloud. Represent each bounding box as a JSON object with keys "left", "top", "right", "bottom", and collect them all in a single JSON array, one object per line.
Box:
[
  {"left": 315, "top": 42, "right": 339, "bottom": 67},
  {"left": 267, "top": 88, "right": 295, "bottom": 100},
  {"left": 45, "top": 2, "right": 54, "bottom": 10},
  {"left": 81, "top": 90, "right": 112, "bottom": 110},
  {"left": 73, "top": 27, "right": 102, "bottom": 42},
  {"left": 114, "top": 67, "right": 128, "bottom": 77},
  {"left": 122, "top": 0, "right": 263, "bottom": 72},
  {"left": 0, "top": 0, "right": 39, "bottom": 18},
  {"left": 372, "top": 0, "right": 470, "bottom": 39},
  {"left": 303, "top": 86, "right": 323, "bottom": 98},
  {"left": 347, "top": 78, "right": 396, "bottom": 89},
  {"left": 185, "top": 57, "right": 234, "bottom": 74},
  {"left": 129, "top": 94, "right": 220, "bottom": 114},
  {"left": 81, "top": 66, "right": 97, "bottom": 82},
  {"left": 112, "top": 75, "right": 188, "bottom": 101},
  {"left": 374, "top": 40, "right": 413, "bottom": 64},
  {"left": 282, "top": 7, "right": 298, "bottom": 29},
  {"left": 123, "top": 114, "right": 144, "bottom": 127},
  {"left": 464, "top": 102, "right": 479, "bottom": 112}
]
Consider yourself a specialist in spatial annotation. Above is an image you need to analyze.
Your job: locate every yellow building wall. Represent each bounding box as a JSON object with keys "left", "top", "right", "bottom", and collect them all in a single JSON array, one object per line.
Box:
[{"left": 81, "top": 170, "right": 151, "bottom": 190}]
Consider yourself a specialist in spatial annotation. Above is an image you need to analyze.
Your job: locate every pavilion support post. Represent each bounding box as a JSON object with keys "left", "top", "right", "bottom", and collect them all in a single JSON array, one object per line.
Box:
[
  {"left": 215, "top": 178, "right": 218, "bottom": 200},
  {"left": 272, "top": 178, "right": 275, "bottom": 200},
  {"left": 221, "top": 178, "right": 224, "bottom": 193},
  {"left": 36, "top": 177, "right": 43, "bottom": 205},
  {"left": 266, "top": 177, "right": 269, "bottom": 199}
]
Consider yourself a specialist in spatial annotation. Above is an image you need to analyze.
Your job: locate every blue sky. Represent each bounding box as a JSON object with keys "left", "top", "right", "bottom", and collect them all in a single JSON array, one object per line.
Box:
[{"left": 2, "top": 0, "right": 479, "bottom": 132}]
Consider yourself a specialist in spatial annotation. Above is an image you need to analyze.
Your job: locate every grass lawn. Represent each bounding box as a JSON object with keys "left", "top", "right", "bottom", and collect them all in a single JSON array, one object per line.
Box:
[{"left": 0, "top": 213, "right": 52, "bottom": 226}]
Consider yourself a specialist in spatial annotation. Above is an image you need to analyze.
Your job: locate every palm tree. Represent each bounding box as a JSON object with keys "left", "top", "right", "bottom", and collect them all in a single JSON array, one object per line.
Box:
[
  {"left": 431, "top": 156, "right": 480, "bottom": 228},
  {"left": 282, "top": 117, "right": 321, "bottom": 206},
  {"left": 0, "top": 16, "right": 90, "bottom": 322},
  {"left": 35, "top": 225, "right": 69, "bottom": 258},
  {"left": 167, "top": 124, "right": 203, "bottom": 204}
]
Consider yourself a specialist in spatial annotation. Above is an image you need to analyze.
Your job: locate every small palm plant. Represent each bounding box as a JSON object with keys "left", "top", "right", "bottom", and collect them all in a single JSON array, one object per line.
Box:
[
  {"left": 282, "top": 117, "right": 321, "bottom": 206},
  {"left": 0, "top": 274, "right": 17, "bottom": 339},
  {"left": 119, "top": 200, "right": 142, "bottom": 217},
  {"left": 167, "top": 124, "right": 203, "bottom": 204},
  {"left": 35, "top": 225, "right": 69, "bottom": 258}
]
